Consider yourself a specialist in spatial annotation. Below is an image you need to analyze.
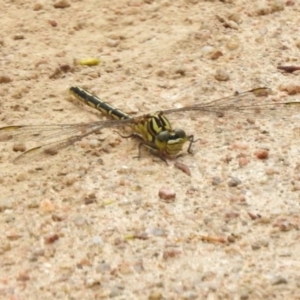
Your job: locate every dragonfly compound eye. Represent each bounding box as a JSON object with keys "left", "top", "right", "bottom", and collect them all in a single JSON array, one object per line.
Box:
[
  {"left": 173, "top": 129, "right": 187, "bottom": 139},
  {"left": 156, "top": 131, "right": 170, "bottom": 142}
]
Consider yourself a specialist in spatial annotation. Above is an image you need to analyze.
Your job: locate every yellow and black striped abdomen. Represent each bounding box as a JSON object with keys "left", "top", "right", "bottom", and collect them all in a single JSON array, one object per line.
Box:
[{"left": 69, "top": 86, "right": 130, "bottom": 120}]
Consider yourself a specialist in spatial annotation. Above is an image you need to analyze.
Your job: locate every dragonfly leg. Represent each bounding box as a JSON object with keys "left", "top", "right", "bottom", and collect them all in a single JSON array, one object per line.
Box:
[
  {"left": 186, "top": 135, "right": 201, "bottom": 154},
  {"left": 113, "top": 130, "right": 136, "bottom": 139},
  {"left": 132, "top": 140, "right": 168, "bottom": 165}
]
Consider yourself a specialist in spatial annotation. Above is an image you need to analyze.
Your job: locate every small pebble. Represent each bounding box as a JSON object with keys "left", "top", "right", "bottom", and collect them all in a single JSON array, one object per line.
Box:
[
  {"left": 210, "top": 50, "right": 223, "bottom": 60},
  {"left": 48, "top": 20, "right": 57, "bottom": 27},
  {"left": 33, "top": 248, "right": 45, "bottom": 257},
  {"left": 270, "top": 0, "right": 284, "bottom": 12},
  {"left": 201, "top": 45, "right": 215, "bottom": 55},
  {"left": 0, "top": 75, "right": 13, "bottom": 83},
  {"left": 226, "top": 37, "right": 240, "bottom": 50},
  {"left": 13, "top": 34, "right": 24, "bottom": 40},
  {"left": 52, "top": 214, "right": 64, "bottom": 222},
  {"left": 59, "top": 64, "right": 72, "bottom": 72},
  {"left": 53, "top": 0, "right": 70, "bottom": 8},
  {"left": 16, "top": 172, "right": 27, "bottom": 182},
  {"left": 118, "top": 261, "right": 133, "bottom": 275},
  {"left": 248, "top": 212, "right": 259, "bottom": 220},
  {"left": 84, "top": 193, "right": 97, "bottom": 205},
  {"left": 277, "top": 65, "right": 300, "bottom": 73},
  {"left": 39, "top": 199, "right": 55, "bottom": 213},
  {"left": 228, "top": 195, "right": 246, "bottom": 204},
  {"left": 85, "top": 276, "right": 102, "bottom": 288},
  {"left": 174, "top": 161, "right": 191, "bottom": 176},
  {"left": 279, "top": 83, "right": 300, "bottom": 95},
  {"left": 228, "top": 12, "right": 241, "bottom": 24},
  {"left": 146, "top": 227, "right": 167, "bottom": 237},
  {"left": 33, "top": 3, "right": 43, "bottom": 10},
  {"left": 6, "top": 231, "right": 21, "bottom": 240},
  {"left": 13, "top": 143, "right": 26, "bottom": 152},
  {"left": 251, "top": 242, "right": 261, "bottom": 250},
  {"left": 214, "top": 68, "right": 230, "bottom": 81},
  {"left": 227, "top": 234, "right": 236, "bottom": 243},
  {"left": 172, "top": 66, "right": 186, "bottom": 76},
  {"left": 271, "top": 275, "right": 288, "bottom": 285},
  {"left": 211, "top": 176, "right": 222, "bottom": 186},
  {"left": 92, "top": 236, "right": 103, "bottom": 246},
  {"left": 106, "top": 39, "right": 120, "bottom": 47},
  {"left": 0, "top": 198, "right": 14, "bottom": 211},
  {"left": 44, "top": 233, "right": 59, "bottom": 244},
  {"left": 73, "top": 216, "right": 86, "bottom": 226},
  {"left": 286, "top": 0, "right": 295, "bottom": 6},
  {"left": 0, "top": 242, "right": 12, "bottom": 254},
  {"left": 158, "top": 187, "right": 176, "bottom": 202},
  {"left": 128, "top": 0, "right": 142, "bottom": 6},
  {"left": 27, "top": 199, "right": 39, "bottom": 209},
  {"left": 227, "top": 177, "right": 241, "bottom": 187},
  {"left": 16, "top": 271, "right": 30, "bottom": 282},
  {"left": 148, "top": 291, "right": 163, "bottom": 300},
  {"left": 255, "top": 4, "right": 271, "bottom": 15},
  {"left": 225, "top": 210, "right": 240, "bottom": 219},
  {"left": 89, "top": 139, "right": 100, "bottom": 148},
  {"left": 238, "top": 156, "right": 250, "bottom": 167},
  {"left": 255, "top": 149, "right": 269, "bottom": 160},
  {"left": 163, "top": 247, "right": 181, "bottom": 260},
  {"left": 260, "top": 239, "right": 269, "bottom": 247},
  {"left": 62, "top": 173, "right": 78, "bottom": 186},
  {"left": 96, "top": 262, "right": 111, "bottom": 273},
  {"left": 156, "top": 69, "right": 166, "bottom": 77}
]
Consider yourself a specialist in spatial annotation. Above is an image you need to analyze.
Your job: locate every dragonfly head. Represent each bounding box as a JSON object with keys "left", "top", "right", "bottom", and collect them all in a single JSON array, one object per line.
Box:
[{"left": 155, "top": 129, "right": 188, "bottom": 156}]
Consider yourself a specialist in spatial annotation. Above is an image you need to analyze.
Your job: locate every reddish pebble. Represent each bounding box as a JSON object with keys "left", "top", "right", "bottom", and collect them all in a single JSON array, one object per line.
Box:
[
  {"left": 0, "top": 75, "right": 13, "bottom": 83},
  {"left": 174, "top": 161, "right": 191, "bottom": 176},
  {"left": 238, "top": 156, "right": 250, "bottom": 167},
  {"left": 163, "top": 248, "right": 181, "bottom": 260},
  {"left": 53, "top": 0, "right": 70, "bottom": 8},
  {"left": 210, "top": 50, "right": 223, "bottom": 60},
  {"left": 13, "top": 143, "right": 26, "bottom": 152},
  {"left": 16, "top": 271, "right": 30, "bottom": 281},
  {"left": 286, "top": 0, "right": 295, "bottom": 5},
  {"left": 279, "top": 83, "right": 300, "bottom": 95},
  {"left": 33, "top": 3, "right": 43, "bottom": 11},
  {"left": 224, "top": 210, "right": 240, "bottom": 219},
  {"left": 158, "top": 187, "right": 176, "bottom": 202},
  {"left": 255, "top": 149, "right": 269, "bottom": 160},
  {"left": 48, "top": 20, "right": 57, "bottom": 27},
  {"left": 44, "top": 233, "right": 59, "bottom": 244}
]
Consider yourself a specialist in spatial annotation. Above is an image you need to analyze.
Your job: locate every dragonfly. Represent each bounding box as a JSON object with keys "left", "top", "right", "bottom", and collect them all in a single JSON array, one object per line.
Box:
[{"left": 0, "top": 86, "right": 298, "bottom": 164}]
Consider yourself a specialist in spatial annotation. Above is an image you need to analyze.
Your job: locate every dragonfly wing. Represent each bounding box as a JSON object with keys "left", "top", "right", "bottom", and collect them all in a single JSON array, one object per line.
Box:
[
  {"left": 0, "top": 124, "right": 88, "bottom": 143},
  {"left": 0, "top": 118, "right": 134, "bottom": 142},
  {"left": 1, "top": 118, "right": 134, "bottom": 163},
  {"left": 13, "top": 135, "right": 83, "bottom": 164},
  {"left": 163, "top": 87, "right": 300, "bottom": 119}
]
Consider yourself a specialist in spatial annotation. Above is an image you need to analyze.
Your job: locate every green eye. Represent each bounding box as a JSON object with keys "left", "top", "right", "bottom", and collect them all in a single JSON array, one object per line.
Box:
[
  {"left": 174, "top": 129, "right": 186, "bottom": 139},
  {"left": 157, "top": 131, "right": 170, "bottom": 142}
]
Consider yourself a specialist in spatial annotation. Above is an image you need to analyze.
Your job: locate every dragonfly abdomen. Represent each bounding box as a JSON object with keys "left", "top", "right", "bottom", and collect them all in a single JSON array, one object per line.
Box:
[{"left": 69, "top": 86, "right": 131, "bottom": 120}]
